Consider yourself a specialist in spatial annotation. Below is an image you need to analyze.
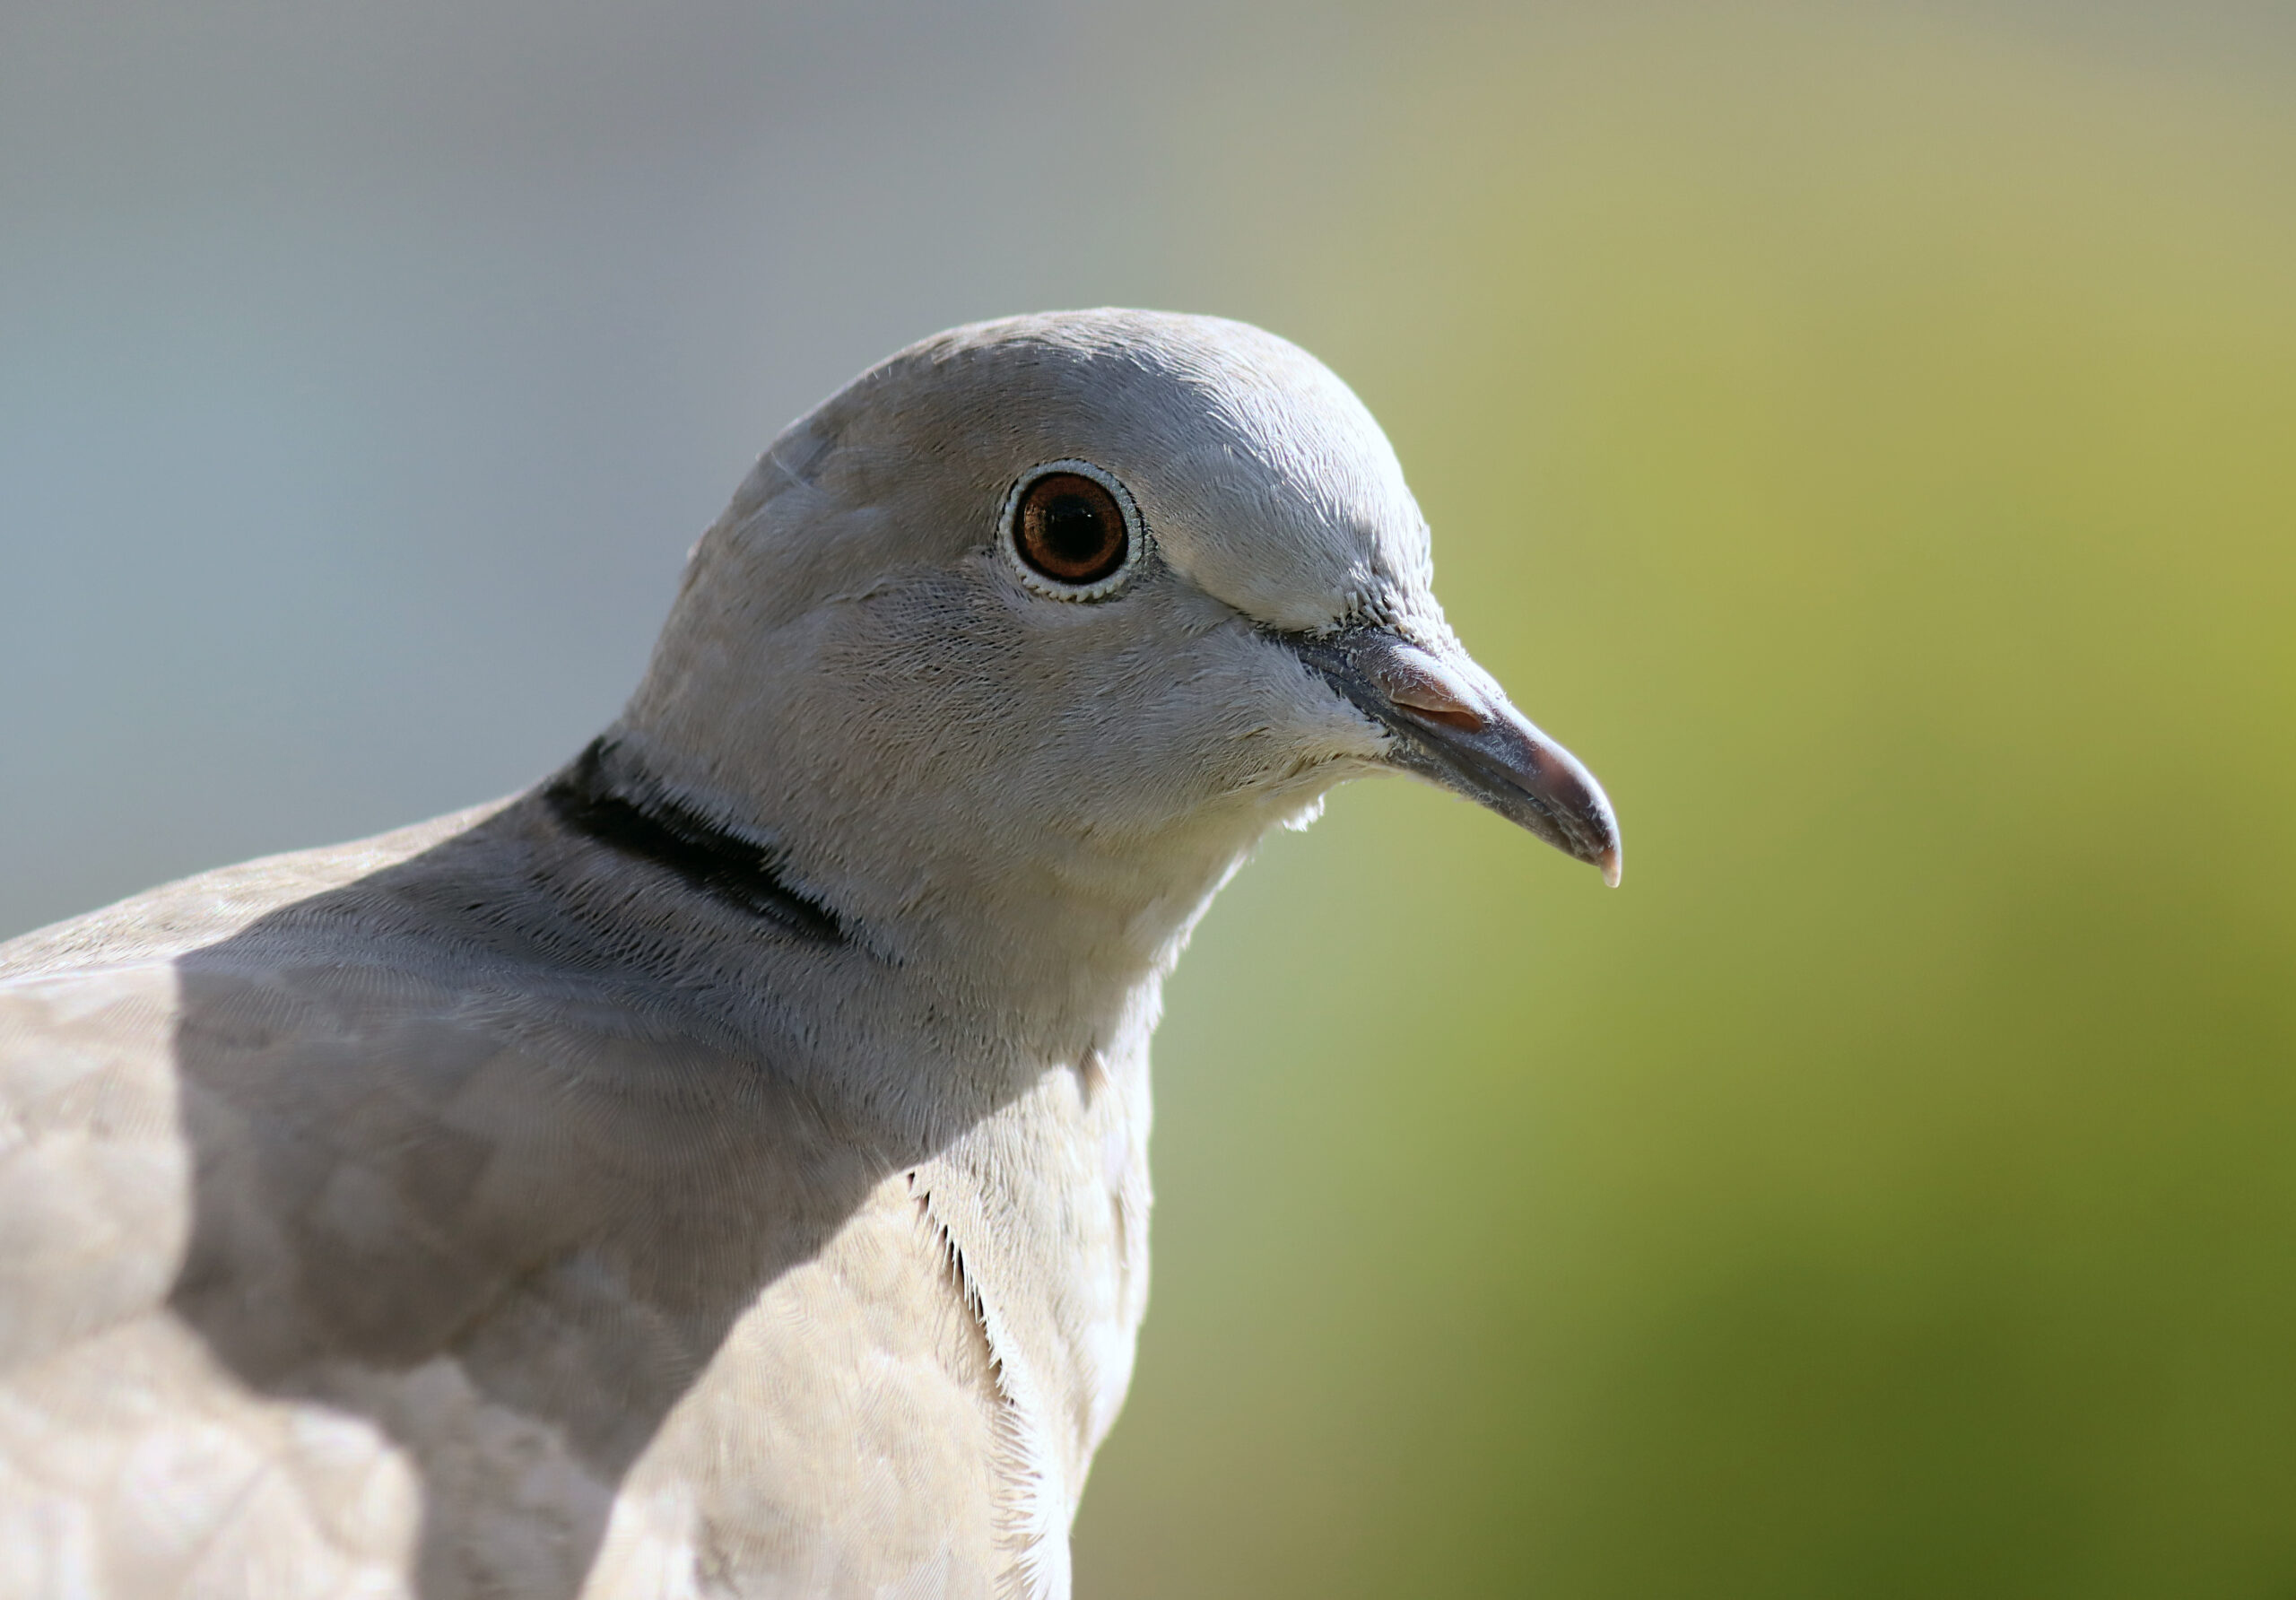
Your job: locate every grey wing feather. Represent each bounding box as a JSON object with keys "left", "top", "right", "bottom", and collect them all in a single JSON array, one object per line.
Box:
[{"left": 0, "top": 836, "right": 1008, "bottom": 1598}]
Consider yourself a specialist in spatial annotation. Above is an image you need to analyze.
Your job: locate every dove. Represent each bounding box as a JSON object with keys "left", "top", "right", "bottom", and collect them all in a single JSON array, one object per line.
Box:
[{"left": 0, "top": 309, "right": 1619, "bottom": 1599}]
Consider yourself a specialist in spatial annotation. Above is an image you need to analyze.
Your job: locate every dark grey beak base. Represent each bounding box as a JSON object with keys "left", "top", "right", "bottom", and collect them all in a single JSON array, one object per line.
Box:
[{"left": 1290, "top": 626, "right": 1622, "bottom": 884}]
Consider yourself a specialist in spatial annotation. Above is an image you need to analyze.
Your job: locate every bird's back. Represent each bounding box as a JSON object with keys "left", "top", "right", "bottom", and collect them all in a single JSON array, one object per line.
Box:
[{"left": 0, "top": 811, "right": 1020, "bottom": 1598}]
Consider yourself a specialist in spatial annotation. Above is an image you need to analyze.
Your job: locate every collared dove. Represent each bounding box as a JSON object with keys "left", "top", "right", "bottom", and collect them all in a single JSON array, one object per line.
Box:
[{"left": 0, "top": 309, "right": 1619, "bottom": 1599}]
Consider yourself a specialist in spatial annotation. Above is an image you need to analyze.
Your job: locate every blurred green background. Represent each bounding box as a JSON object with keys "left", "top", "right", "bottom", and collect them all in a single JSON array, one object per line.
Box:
[
  {"left": 4, "top": 4, "right": 2293, "bottom": 1595},
  {"left": 1091, "top": 13, "right": 2296, "bottom": 1596}
]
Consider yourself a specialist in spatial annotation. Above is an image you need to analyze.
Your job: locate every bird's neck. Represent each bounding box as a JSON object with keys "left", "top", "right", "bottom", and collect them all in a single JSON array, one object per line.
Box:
[{"left": 517, "top": 733, "right": 1290, "bottom": 1110}]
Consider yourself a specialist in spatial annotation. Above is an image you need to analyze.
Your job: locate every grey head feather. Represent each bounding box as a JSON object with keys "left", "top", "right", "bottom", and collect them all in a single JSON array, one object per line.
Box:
[{"left": 620, "top": 308, "right": 1614, "bottom": 1053}]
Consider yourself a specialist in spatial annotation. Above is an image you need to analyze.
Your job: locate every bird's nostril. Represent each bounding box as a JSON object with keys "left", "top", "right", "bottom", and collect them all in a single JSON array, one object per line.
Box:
[
  {"left": 1399, "top": 700, "right": 1487, "bottom": 734},
  {"left": 1371, "top": 650, "right": 1489, "bottom": 732}
]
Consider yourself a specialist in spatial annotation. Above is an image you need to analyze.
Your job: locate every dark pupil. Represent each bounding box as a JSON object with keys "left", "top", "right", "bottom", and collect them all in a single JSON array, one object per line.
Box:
[{"left": 1040, "top": 494, "right": 1109, "bottom": 566}]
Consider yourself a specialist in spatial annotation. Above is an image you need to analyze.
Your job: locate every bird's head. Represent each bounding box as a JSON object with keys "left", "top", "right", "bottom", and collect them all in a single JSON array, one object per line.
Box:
[{"left": 611, "top": 309, "right": 1618, "bottom": 1025}]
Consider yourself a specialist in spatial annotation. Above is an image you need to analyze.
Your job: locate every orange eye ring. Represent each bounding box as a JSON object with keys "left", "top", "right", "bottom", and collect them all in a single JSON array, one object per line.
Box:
[{"left": 1001, "top": 461, "right": 1146, "bottom": 600}]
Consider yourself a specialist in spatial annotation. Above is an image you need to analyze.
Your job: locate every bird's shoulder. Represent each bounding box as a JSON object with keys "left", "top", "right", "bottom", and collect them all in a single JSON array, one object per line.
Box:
[
  {"left": 0, "top": 801, "right": 513, "bottom": 986},
  {"left": 0, "top": 825, "right": 1029, "bottom": 1596},
  {"left": 0, "top": 959, "right": 188, "bottom": 1375}
]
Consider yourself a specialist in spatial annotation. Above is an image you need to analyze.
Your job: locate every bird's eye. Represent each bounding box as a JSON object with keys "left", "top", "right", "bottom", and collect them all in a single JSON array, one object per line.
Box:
[{"left": 1008, "top": 468, "right": 1135, "bottom": 592}]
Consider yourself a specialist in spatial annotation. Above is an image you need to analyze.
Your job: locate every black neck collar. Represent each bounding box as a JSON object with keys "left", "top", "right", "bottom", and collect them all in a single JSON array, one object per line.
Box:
[{"left": 542, "top": 738, "right": 847, "bottom": 945}]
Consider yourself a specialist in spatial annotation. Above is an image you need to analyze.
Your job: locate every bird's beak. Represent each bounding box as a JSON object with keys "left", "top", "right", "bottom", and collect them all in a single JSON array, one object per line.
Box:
[{"left": 1290, "top": 625, "right": 1622, "bottom": 885}]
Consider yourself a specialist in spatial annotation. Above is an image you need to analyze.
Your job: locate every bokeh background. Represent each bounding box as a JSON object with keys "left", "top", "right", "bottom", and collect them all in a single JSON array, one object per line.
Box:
[{"left": 5, "top": 3, "right": 2294, "bottom": 1594}]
